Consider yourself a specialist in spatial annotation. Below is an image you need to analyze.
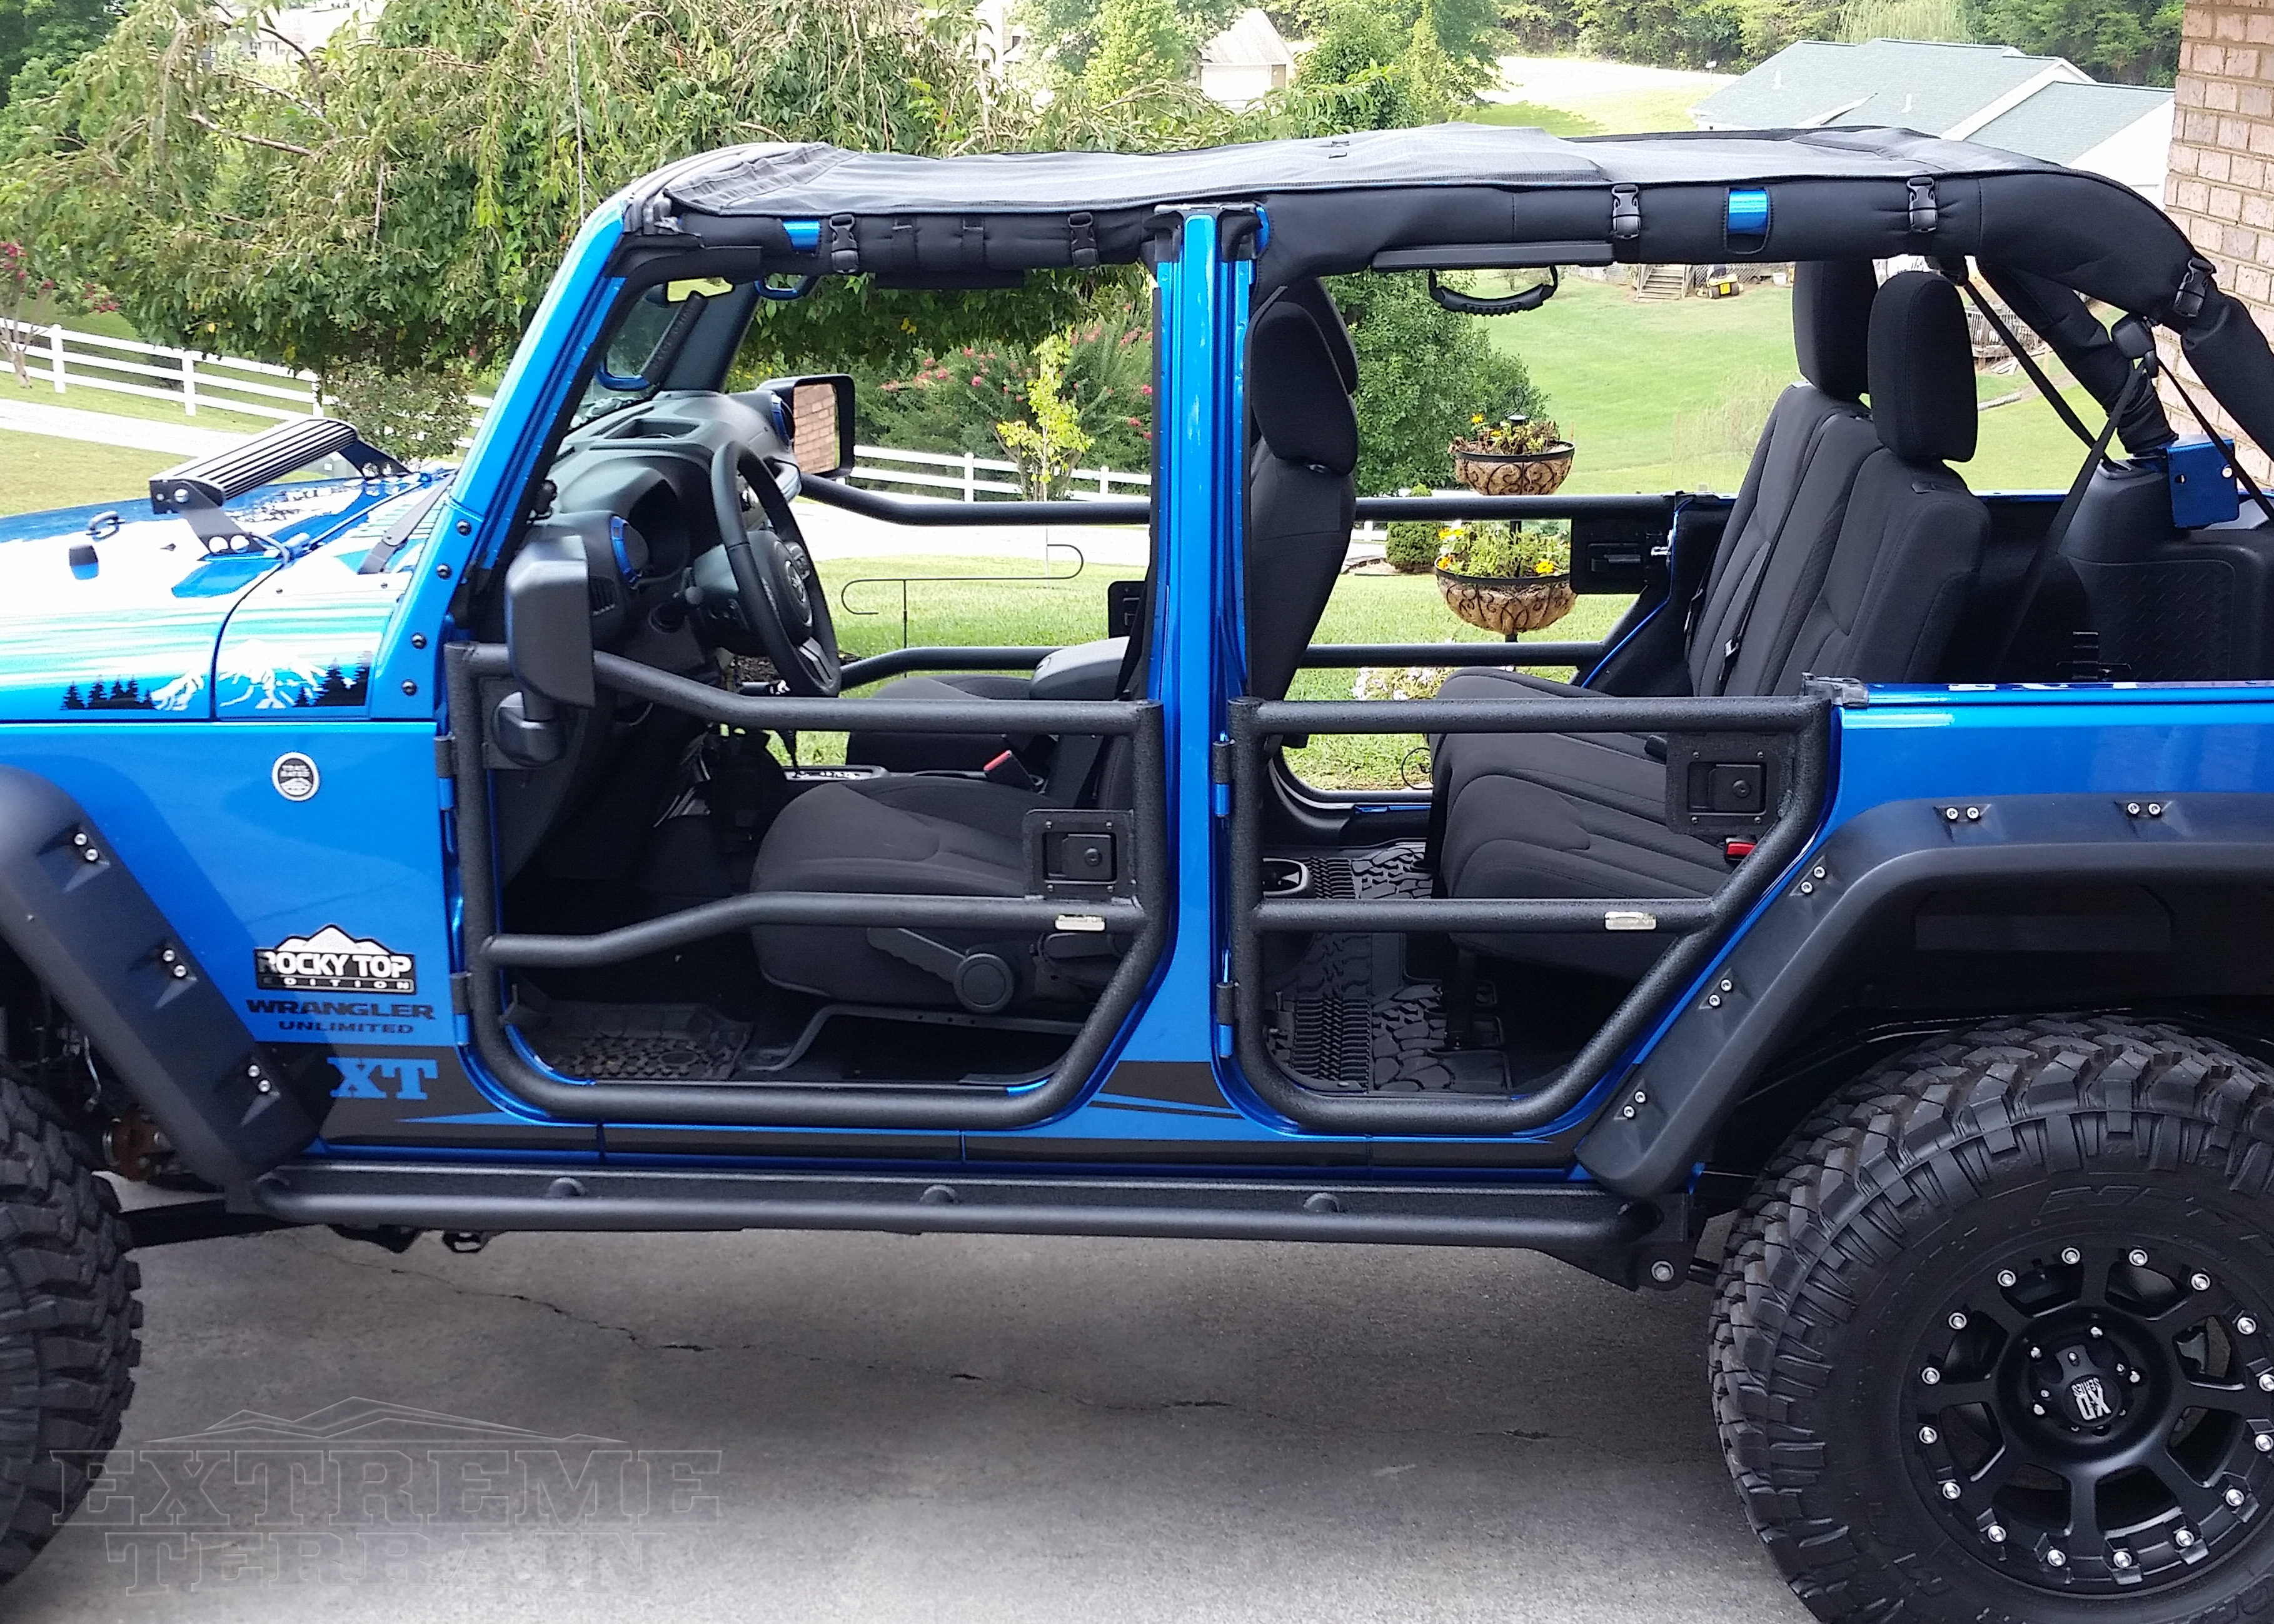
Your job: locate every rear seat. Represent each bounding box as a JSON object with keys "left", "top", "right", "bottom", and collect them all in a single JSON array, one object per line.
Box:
[
  {"left": 1436, "top": 270, "right": 1990, "bottom": 978},
  {"left": 1429, "top": 259, "right": 1879, "bottom": 811}
]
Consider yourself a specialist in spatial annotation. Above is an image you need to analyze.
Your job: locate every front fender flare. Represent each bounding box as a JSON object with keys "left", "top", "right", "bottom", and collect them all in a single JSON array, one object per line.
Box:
[
  {"left": 1577, "top": 792, "right": 2274, "bottom": 1196},
  {"left": 0, "top": 768, "right": 318, "bottom": 1191}
]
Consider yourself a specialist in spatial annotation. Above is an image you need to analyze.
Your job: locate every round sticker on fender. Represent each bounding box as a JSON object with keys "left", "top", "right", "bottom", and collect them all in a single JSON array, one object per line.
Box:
[{"left": 272, "top": 753, "right": 320, "bottom": 802}]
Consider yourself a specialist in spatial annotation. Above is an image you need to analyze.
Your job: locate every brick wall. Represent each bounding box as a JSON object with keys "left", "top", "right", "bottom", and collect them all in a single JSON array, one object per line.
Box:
[{"left": 2166, "top": 0, "right": 2274, "bottom": 476}]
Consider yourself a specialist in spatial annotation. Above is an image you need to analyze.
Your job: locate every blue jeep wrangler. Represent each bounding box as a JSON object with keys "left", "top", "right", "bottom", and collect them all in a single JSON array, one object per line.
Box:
[{"left": 4, "top": 123, "right": 2274, "bottom": 1621}]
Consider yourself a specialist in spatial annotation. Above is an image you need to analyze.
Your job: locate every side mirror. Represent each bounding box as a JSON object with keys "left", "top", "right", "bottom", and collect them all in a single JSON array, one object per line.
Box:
[
  {"left": 767, "top": 375, "right": 855, "bottom": 476},
  {"left": 492, "top": 531, "right": 593, "bottom": 766}
]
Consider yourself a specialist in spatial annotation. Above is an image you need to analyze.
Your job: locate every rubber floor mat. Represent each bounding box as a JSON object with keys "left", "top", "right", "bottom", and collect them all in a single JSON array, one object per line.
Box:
[{"left": 521, "top": 1002, "right": 753, "bottom": 1081}]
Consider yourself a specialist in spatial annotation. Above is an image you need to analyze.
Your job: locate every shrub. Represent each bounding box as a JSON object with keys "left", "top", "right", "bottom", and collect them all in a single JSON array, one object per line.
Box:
[
  {"left": 1384, "top": 518, "right": 1438, "bottom": 572},
  {"left": 323, "top": 361, "right": 480, "bottom": 464}
]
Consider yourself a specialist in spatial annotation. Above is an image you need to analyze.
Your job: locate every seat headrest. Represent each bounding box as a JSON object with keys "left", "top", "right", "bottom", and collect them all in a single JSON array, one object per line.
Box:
[
  {"left": 1264, "top": 278, "right": 1359, "bottom": 395},
  {"left": 1792, "top": 261, "right": 1877, "bottom": 402},
  {"left": 1250, "top": 302, "right": 1359, "bottom": 476},
  {"left": 1869, "top": 271, "right": 1978, "bottom": 465}
]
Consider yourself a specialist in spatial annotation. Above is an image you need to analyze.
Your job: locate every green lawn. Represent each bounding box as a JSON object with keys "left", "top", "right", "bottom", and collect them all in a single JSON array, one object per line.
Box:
[
  {"left": 1485, "top": 273, "right": 2103, "bottom": 498},
  {"left": 0, "top": 430, "right": 174, "bottom": 518},
  {"left": 1470, "top": 101, "right": 1604, "bottom": 137}
]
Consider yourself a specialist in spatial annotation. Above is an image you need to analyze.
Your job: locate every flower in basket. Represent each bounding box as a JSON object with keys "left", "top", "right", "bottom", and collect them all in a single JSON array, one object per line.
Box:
[
  {"left": 1454, "top": 415, "right": 1567, "bottom": 455},
  {"left": 1434, "top": 519, "right": 1571, "bottom": 581}
]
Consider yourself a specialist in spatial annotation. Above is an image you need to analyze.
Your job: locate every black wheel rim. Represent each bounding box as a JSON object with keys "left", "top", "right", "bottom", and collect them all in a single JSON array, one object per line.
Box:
[{"left": 1904, "top": 1236, "right": 2274, "bottom": 1594}]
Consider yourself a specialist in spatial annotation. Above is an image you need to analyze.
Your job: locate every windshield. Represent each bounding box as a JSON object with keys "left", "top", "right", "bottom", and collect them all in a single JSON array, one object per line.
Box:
[{"left": 571, "top": 278, "right": 740, "bottom": 428}]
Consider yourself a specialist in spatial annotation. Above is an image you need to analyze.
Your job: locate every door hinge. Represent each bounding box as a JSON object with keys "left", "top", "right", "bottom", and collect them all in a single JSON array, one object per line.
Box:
[
  {"left": 1210, "top": 739, "right": 1234, "bottom": 818},
  {"left": 449, "top": 972, "right": 472, "bottom": 1015},
  {"left": 1212, "top": 981, "right": 1237, "bottom": 1057},
  {"left": 435, "top": 734, "right": 457, "bottom": 778}
]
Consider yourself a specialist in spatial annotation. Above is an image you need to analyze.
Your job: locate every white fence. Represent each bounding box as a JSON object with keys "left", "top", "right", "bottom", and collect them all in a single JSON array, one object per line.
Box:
[
  {"left": 850, "top": 443, "right": 1150, "bottom": 503},
  {"left": 10, "top": 323, "right": 1197, "bottom": 508},
  {"left": 6, "top": 323, "right": 496, "bottom": 426}
]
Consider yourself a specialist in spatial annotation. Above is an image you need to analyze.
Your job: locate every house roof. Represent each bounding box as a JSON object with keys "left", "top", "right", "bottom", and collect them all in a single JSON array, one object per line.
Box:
[
  {"left": 1970, "top": 79, "right": 2173, "bottom": 163},
  {"left": 1693, "top": 39, "right": 2085, "bottom": 135},
  {"left": 1201, "top": 8, "right": 1294, "bottom": 68}
]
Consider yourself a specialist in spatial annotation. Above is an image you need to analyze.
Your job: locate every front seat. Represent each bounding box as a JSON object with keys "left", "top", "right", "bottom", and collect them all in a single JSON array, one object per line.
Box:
[
  {"left": 843, "top": 279, "right": 1360, "bottom": 779},
  {"left": 1436, "top": 270, "right": 1990, "bottom": 978},
  {"left": 748, "top": 289, "right": 1362, "bottom": 1011}
]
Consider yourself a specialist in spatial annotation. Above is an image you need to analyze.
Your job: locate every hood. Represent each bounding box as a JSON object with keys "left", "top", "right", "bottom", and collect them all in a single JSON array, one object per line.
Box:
[{"left": 0, "top": 476, "right": 445, "bottom": 721}]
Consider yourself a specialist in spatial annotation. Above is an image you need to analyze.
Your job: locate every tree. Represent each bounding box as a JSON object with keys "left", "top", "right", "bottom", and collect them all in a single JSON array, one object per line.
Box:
[
  {"left": 1084, "top": 0, "right": 1189, "bottom": 101},
  {"left": 0, "top": 0, "right": 1113, "bottom": 376},
  {"left": 1326, "top": 273, "right": 1548, "bottom": 494},
  {"left": 1960, "top": 0, "right": 2180, "bottom": 83},
  {"left": 995, "top": 333, "right": 1094, "bottom": 497},
  {"left": 1018, "top": 0, "right": 1243, "bottom": 81},
  {"left": 0, "top": 0, "right": 112, "bottom": 111}
]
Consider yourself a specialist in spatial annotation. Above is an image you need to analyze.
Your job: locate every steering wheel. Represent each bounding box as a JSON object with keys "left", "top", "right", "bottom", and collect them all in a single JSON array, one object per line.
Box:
[{"left": 705, "top": 444, "right": 842, "bottom": 696}]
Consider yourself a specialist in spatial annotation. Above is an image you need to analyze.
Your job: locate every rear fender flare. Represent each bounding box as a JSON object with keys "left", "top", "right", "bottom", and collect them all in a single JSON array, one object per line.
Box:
[
  {"left": 1577, "top": 792, "right": 2274, "bottom": 1195},
  {"left": 0, "top": 768, "right": 319, "bottom": 1192}
]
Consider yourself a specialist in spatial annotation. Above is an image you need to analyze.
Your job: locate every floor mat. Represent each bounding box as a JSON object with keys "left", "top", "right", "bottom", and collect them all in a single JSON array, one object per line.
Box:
[
  {"left": 520, "top": 1001, "right": 753, "bottom": 1081},
  {"left": 1263, "top": 843, "right": 1511, "bottom": 1094}
]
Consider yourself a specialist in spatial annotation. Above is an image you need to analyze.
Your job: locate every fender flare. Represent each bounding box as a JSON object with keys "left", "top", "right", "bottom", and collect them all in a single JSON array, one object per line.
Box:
[
  {"left": 0, "top": 768, "right": 319, "bottom": 1191},
  {"left": 1577, "top": 791, "right": 2274, "bottom": 1196}
]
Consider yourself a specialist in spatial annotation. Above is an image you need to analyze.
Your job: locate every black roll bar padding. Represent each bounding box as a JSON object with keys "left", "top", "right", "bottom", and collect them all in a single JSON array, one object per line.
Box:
[
  {"left": 1225, "top": 690, "right": 1831, "bottom": 1136},
  {"left": 798, "top": 473, "right": 1150, "bottom": 528},
  {"left": 446, "top": 642, "right": 1169, "bottom": 1128},
  {"left": 835, "top": 646, "right": 1056, "bottom": 686}
]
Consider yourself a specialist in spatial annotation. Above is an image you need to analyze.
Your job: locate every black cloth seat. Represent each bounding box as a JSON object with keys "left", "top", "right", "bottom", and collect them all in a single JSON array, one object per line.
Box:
[
  {"left": 748, "top": 286, "right": 1361, "bottom": 1010},
  {"left": 843, "top": 277, "right": 1361, "bottom": 777},
  {"left": 1431, "top": 260, "right": 1880, "bottom": 809},
  {"left": 750, "top": 775, "right": 1050, "bottom": 1007},
  {"left": 1437, "top": 269, "right": 1991, "bottom": 976}
]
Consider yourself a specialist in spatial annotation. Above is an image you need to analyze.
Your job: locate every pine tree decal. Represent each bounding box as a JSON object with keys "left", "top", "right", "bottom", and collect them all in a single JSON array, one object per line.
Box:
[{"left": 60, "top": 683, "right": 83, "bottom": 711}]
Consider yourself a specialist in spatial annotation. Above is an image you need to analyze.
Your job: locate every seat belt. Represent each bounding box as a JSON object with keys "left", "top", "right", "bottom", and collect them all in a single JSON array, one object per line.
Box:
[
  {"left": 1953, "top": 274, "right": 2101, "bottom": 453},
  {"left": 1985, "top": 360, "right": 2150, "bottom": 677}
]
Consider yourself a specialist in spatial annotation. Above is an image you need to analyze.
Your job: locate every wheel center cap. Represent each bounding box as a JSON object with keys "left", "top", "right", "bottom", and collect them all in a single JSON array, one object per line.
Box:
[{"left": 2038, "top": 1339, "right": 2128, "bottom": 1429}]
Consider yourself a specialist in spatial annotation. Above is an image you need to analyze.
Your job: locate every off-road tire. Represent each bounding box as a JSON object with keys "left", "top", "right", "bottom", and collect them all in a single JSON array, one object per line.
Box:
[
  {"left": 1711, "top": 1016, "right": 2274, "bottom": 1623},
  {"left": 0, "top": 1070, "right": 139, "bottom": 1586}
]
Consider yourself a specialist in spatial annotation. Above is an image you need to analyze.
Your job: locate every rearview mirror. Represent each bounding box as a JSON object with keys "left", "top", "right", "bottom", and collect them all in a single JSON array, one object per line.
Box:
[
  {"left": 770, "top": 375, "right": 855, "bottom": 476},
  {"left": 491, "top": 531, "right": 594, "bottom": 766}
]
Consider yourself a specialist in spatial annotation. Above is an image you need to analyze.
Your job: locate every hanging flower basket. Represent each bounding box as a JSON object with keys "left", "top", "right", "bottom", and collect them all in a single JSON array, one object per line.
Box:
[
  {"left": 1432, "top": 568, "right": 1577, "bottom": 635},
  {"left": 1449, "top": 440, "right": 1575, "bottom": 496}
]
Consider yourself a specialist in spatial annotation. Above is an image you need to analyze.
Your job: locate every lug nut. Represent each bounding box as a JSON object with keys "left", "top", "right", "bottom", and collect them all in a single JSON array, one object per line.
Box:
[
  {"left": 2033, "top": 1403, "right": 2047, "bottom": 1415},
  {"left": 2257, "top": 1372, "right": 2273, "bottom": 1391},
  {"left": 2031, "top": 1347, "right": 2045, "bottom": 1360},
  {"left": 2130, "top": 1249, "right": 2151, "bottom": 1268},
  {"left": 1949, "top": 1311, "right": 1969, "bottom": 1330},
  {"left": 1919, "top": 1425, "right": 1939, "bottom": 1445},
  {"left": 2112, "top": 1548, "right": 2135, "bottom": 1569},
  {"left": 2130, "top": 1370, "right": 2143, "bottom": 1384},
  {"left": 2091, "top": 1325, "right": 2105, "bottom": 1338},
  {"left": 2194, "top": 1272, "right": 2214, "bottom": 1291},
  {"left": 2046, "top": 1547, "right": 2068, "bottom": 1567},
  {"left": 2258, "top": 1434, "right": 2273, "bottom": 1453},
  {"left": 2241, "top": 1316, "right": 2260, "bottom": 1336},
  {"left": 2176, "top": 1528, "right": 2196, "bottom": 1548},
  {"left": 1649, "top": 1260, "right": 1676, "bottom": 1285},
  {"left": 1998, "top": 1269, "right": 2019, "bottom": 1288},
  {"left": 2062, "top": 1247, "right": 2083, "bottom": 1266},
  {"left": 1986, "top": 1523, "right": 2007, "bottom": 1543},
  {"left": 1922, "top": 1366, "right": 1942, "bottom": 1385},
  {"left": 2227, "top": 1488, "right": 2246, "bottom": 1508},
  {"left": 1940, "top": 1480, "right": 1961, "bottom": 1500}
]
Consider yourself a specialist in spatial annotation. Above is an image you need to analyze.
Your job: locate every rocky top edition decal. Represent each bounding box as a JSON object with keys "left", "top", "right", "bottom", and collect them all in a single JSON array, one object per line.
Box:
[{"left": 254, "top": 925, "right": 416, "bottom": 993}]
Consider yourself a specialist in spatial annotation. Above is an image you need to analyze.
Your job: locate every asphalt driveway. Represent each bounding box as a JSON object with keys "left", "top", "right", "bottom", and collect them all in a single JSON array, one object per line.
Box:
[{"left": 8, "top": 1223, "right": 1810, "bottom": 1623}]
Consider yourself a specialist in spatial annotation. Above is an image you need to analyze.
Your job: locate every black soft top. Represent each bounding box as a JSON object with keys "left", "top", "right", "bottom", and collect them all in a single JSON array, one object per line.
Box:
[{"left": 626, "top": 124, "right": 2274, "bottom": 458}]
